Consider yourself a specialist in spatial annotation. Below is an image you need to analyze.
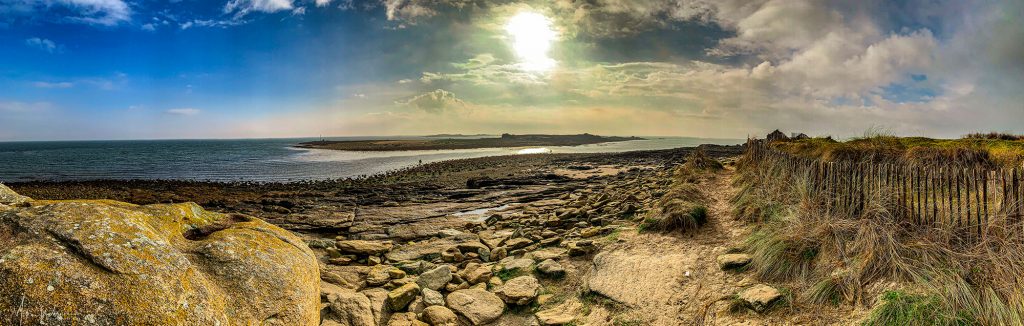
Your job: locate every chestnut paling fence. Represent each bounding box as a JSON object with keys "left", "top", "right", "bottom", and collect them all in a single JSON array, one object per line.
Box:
[{"left": 746, "top": 140, "right": 1024, "bottom": 237}]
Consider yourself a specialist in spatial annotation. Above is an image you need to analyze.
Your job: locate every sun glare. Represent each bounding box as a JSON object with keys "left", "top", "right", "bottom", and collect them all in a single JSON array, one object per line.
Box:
[{"left": 505, "top": 11, "right": 557, "bottom": 72}]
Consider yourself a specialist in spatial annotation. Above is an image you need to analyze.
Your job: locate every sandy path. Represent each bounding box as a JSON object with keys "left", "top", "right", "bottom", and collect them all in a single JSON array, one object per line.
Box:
[{"left": 579, "top": 168, "right": 855, "bottom": 325}]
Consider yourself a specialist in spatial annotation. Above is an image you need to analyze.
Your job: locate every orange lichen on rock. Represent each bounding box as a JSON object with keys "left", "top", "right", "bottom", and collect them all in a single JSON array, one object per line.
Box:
[{"left": 0, "top": 185, "right": 320, "bottom": 325}]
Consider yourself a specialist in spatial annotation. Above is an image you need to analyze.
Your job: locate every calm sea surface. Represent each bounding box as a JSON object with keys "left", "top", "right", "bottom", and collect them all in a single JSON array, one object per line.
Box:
[{"left": 0, "top": 137, "right": 742, "bottom": 182}]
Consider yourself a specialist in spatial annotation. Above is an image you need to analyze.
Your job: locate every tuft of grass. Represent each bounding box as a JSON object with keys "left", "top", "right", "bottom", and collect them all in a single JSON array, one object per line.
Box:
[
  {"left": 806, "top": 277, "right": 847, "bottom": 306},
  {"left": 862, "top": 291, "right": 975, "bottom": 326},
  {"left": 744, "top": 226, "right": 819, "bottom": 281},
  {"left": 683, "top": 147, "right": 725, "bottom": 171}
]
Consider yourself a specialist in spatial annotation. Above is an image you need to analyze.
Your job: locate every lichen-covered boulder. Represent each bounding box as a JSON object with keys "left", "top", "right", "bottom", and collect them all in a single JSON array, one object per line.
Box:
[{"left": 0, "top": 192, "right": 321, "bottom": 325}]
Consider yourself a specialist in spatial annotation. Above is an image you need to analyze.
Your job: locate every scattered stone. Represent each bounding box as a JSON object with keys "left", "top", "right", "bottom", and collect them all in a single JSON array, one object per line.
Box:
[
  {"left": 461, "top": 264, "right": 493, "bottom": 285},
  {"left": 445, "top": 289, "right": 505, "bottom": 325},
  {"left": 337, "top": 240, "right": 394, "bottom": 256},
  {"left": 441, "top": 246, "right": 464, "bottom": 263},
  {"left": 386, "top": 312, "right": 427, "bottom": 326},
  {"left": 534, "top": 299, "right": 582, "bottom": 326},
  {"left": 490, "top": 247, "right": 508, "bottom": 261},
  {"left": 361, "top": 288, "right": 392, "bottom": 325},
  {"left": 504, "top": 237, "right": 534, "bottom": 250},
  {"left": 327, "top": 289, "right": 376, "bottom": 326},
  {"left": 416, "top": 265, "right": 453, "bottom": 291},
  {"left": 487, "top": 276, "right": 503, "bottom": 288},
  {"left": 498, "top": 258, "right": 534, "bottom": 274},
  {"left": 717, "top": 253, "right": 752, "bottom": 270},
  {"left": 387, "top": 283, "right": 421, "bottom": 311},
  {"left": 493, "top": 276, "right": 541, "bottom": 305},
  {"left": 421, "top": 306, "right": 459, "bottom": 326},
  {"left": 738, "top": 284, "right": 782, "bottom": 313},
  {"left": 536, "top": 259, "right": 566, "bottom": 278},
  {"left": 367, "top": 265, "right": 394, "bottom": 286},
  {"left": 421, "top": 288, "right": 445, "bottom": 306}
]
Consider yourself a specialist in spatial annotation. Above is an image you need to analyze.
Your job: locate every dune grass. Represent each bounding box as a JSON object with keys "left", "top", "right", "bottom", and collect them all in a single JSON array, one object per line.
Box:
[
  {"left": 641, "top": 149, "right": 719, "bottom": 234},
  {"left": 771, "top": 135, "right": 1024, "bottom": 168},
  {"left": 733, "top": 136, "right": 1024, "bottom": 324}
]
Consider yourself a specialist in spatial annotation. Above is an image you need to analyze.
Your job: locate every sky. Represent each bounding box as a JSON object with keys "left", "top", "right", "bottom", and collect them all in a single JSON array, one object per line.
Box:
[{"left": 0, "top": 0, "right": 1022, "bottom": 141}]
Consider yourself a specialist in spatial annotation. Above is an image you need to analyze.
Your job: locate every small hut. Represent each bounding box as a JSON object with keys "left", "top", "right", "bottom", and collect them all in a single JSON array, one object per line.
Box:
[{"left": 766, "top": 129, "right": 789, "bottom": 142}]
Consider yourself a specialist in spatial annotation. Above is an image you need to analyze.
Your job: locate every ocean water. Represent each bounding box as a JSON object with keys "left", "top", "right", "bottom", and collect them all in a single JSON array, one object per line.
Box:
[{"left": 0, "top": 137, "right": 742, "bottom": 182}]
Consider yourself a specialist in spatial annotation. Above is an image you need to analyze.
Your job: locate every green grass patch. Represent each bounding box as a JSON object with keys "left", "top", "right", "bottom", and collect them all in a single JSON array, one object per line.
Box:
[{"left": 862, "top": 291, "right": 976, "bottom": 326}]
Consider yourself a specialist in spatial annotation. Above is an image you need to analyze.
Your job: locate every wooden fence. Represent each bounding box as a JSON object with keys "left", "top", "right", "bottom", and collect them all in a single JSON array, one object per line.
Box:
[{"left": 746, "top": 140, "right": 1024, "bottom": 236}]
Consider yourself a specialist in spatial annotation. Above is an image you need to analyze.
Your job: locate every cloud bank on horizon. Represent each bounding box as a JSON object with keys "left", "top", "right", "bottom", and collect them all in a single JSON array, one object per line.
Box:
[{"left": 0, "top": 0, "right": 1022, "bottom": 140}]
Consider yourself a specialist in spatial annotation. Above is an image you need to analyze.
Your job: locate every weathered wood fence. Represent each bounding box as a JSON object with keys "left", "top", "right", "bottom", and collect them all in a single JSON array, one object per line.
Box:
[{"left": 746, "top": 140, "right": 1024, "bottom": 236}]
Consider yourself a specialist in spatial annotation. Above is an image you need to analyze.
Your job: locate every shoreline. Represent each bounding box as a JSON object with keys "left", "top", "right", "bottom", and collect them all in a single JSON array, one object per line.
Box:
[{"left": 295, "top": 133, "right": 645, "bottom": 151}]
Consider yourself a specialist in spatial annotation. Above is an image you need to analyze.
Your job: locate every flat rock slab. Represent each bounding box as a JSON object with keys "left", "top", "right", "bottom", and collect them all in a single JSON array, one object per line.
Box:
[
  {"left": 446, "top": 288, "right": 505, "bottom": 325},
  {"left": 717, "top": 253, "right": 752, "bottom": 270},
  {"left": 738, "top": 284, "right": 782, "bottom": 313},
  {"left": 585, "top": 249, "right": 689, "bottom": 307}
]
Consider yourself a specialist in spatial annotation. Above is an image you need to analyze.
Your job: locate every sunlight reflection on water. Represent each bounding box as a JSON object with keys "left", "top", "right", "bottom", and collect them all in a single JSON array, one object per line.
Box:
[{"left": 516, "top": 147, "right": 552, "bottom": 154}]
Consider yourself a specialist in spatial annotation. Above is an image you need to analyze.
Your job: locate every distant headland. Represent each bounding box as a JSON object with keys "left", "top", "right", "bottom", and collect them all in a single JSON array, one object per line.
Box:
[{"left": 296, "top": 133, "right": 645, "bottom": 151}]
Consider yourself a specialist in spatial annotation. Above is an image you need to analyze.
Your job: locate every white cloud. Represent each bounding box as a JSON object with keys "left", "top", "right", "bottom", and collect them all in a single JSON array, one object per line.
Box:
[
  {"left": 24, "top": 38, "right": 58, "bottom": 53},
  {"left": 315, "top": 0, "right": 332, "bottom": 7},
  {"left": 32, "top": 81, "right": 74, "bottom": 88},
  {"left": 9, "top": 0, "right": 132, "bottom": 25},
  {"left": 397, "top": 89, "right": 467, "bottom": 113},
  {"left": 141, "top": 23, "right": 156, "bottom": 31},
  {"left": 224, "top": 0, "right": 294, "bottom": 17},
  {"left": 165, "top": 108, "right": 201, "bottom": 116}
]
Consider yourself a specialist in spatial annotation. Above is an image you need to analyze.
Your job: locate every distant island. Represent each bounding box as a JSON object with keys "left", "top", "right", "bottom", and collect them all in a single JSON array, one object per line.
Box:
[
  {"left": 296, "top": 133, "right": 645, "bottom": 151},
  {"left": 422, "top": 133, "right": 495, "bottom": 138}
]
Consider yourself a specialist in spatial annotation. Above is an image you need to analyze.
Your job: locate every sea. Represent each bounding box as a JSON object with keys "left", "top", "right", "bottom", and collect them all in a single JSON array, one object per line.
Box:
[{"left": 0, "top": 136, "right": 743, "bottom": 182}]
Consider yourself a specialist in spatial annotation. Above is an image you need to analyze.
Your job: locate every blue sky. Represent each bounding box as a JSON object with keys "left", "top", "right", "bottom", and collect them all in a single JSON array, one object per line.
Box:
[{"left": 1, "top": 0, "right": 1022, "bottom": 140}]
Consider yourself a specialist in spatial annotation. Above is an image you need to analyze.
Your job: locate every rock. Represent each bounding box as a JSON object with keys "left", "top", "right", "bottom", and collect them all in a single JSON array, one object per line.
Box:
[
  {"left": 307, "top": 238, "right": 336, "bottom": 249},
  {"left": 490, "top": 247, "right": 508, "bottom": 261},
  {"left": 493, "top": 276, "right": 541, "bottom": 305},
  {"left": 534, "top": 299, "right": 582, "bottom": 326},
  {"left": 487, "top": 276, "right": 503, "bottom": 288},
  {"left": 337, "top": 240, "right": 394, "bottom": 256},
  {"left": 0, "top": 199, "right": 320, "bottom": 325},
  {"left": 322, "top": 265, "right": 368, "bottom": 290},
  {"left": 367, "top": 265, "right": 395, "bottom": 286},
  {"left": 580, "top": 227, "right": 602, "bottom": 238},
  {"left": 441, "top": 246, "right": 464, "bottom": 263},
  {"left": 717, "top": 253, "right": 753, "bottom": 270},
  {"left": 386, "top": 312, "right": 428, "bottom": 326},
  {"left": 389, "top": 268, "right": 408, "bottom": 279},
  {"left": 585, "top": 249, "right": 688, "bottom": 307},
  {"left": 416, "top": 265, "right": 453, "bottom": 291},
  {"left": 504, "top": 237, "right": 534, "bottom": 250},
  {"left": 445, "top": 289, "right": 505, "bottom": 325},
  {"left": 498, "top": 258, "right": 534, "bottom": 274},
  {"left": 361, "top": 287, "right": 392, "bottom": 325},
  {"left": 738, "top": 284, "right": 782, "bottom": 313},
  {"left": 327, "top": 289, "right": 376, "bottom": 326},
  {"left": 0, "top": 184, "right": 28, "bottom": 206},
  {"left": 461, "top": 263, "right": 492, "bottom": 285},
  {"left": 567, "top": 241, "right": 595, "bottom": 256},
  {"left": 536, "top": 259, "right": 566, "bottom": 278},
  {"left": 421, "top": 288, "right": 445, "bottom": 306},
  {"left": 387, "top": 283, "right": 421, "bottom": 311},
  {"left": 421, "top": 305, "right": 459, "bottom": 326},
  {"left": 527, "top": 248, "right": 567, "bottom": 262}
]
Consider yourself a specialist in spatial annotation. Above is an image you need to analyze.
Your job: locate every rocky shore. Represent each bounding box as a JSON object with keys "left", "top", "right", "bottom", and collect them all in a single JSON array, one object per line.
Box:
[{"left": 7, "top": 144, "right": 824, "bottom": 326}]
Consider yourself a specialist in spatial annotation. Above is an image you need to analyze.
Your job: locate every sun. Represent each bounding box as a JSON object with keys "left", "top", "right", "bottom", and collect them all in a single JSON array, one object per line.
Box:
[{"left": 505, "top": 11, "right": 557, "bottom": 72}]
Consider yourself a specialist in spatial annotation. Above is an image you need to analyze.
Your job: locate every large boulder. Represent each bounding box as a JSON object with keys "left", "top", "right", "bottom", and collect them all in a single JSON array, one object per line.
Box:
[
  {"left": 445, "top": 288, "right": 504, "bottom": 325},
  {"left": 0, "top": 194, "right": 321, "bottom": 325},
  {"left": 421, "top": 305, "right": 459, "bottom": 326}
]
